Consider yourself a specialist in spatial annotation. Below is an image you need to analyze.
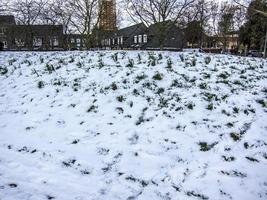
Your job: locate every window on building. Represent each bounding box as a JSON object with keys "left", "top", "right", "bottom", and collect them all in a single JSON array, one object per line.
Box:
[
  {"left": 120, "top": 36, "right": 123, "bottom": 45},
  {"left": 112, "top": 38, "right": 115, "bottom": 45},
  {"left": 15, "top": 38, "right": 25, "bottom": 47},
  {"left": 138, "top": 35, "right": 142, "bottom": 43},
  {"left": 108, "top": 39, "right": 111, "bottom": 46},
  {"left": 76, "top": 38, "right": 81, "bottom": 47},
  {"left": 33, "top": 37, "right": 42, "bottom": 47},
  {"left": 70, "top": 38, "right": 75, "bottom": 43},
  {"left": 134, "top": 36, "right": 138, "bottom": 44},
  {"left": 3, "top": 41, "right": 7, "bottom": 48},
  {"left": 117, "top": 37, "right": 120, "bottom": 45},
  {"left": 50, "top": 37, "right": 59, "bottom": 47},
  {"left": 0, "top": 27, "right": 7, "bottom": 35},
  {"left": 143, "top": 34, "right": 147, "bottom": 43}
]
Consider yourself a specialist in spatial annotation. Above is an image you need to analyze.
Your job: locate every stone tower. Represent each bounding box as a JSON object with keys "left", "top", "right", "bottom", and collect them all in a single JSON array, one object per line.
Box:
[{"left": 99, "top": 0, "right": 117, "bottom": 32}]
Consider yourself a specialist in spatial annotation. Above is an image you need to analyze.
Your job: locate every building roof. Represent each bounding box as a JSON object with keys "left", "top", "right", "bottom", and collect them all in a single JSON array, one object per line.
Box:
[
  {"left": 148, "top": 20, "right": 176, "bottom": 35},
  {"left": 0, "top": 15, "right": 16, "bottom": 25},
  {"left": 115, "top": 23, "right": 147, "bottom": 37},
  {"left": 8, "top": 25, "right": 63, "bottom": 36}
]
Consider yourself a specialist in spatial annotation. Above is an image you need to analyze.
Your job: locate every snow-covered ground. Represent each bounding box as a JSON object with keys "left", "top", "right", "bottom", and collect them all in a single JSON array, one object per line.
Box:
[{"left": 0, "top": 51, "right": 266, "bottom": 200}]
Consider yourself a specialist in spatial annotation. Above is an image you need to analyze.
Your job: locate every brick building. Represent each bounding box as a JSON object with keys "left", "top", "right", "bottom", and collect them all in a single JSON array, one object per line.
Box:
[
  {"left": 0, "top": 15, "right": 65, "bottom": 51},
  {"left": 101, "top": 21, "right": 185, "bottom": 50},
  {"left": 0, "top": 15, "right": 16, "bottom": 50},
  {"left": 99, "top": 0, "right": 117, "bottom": 32}
]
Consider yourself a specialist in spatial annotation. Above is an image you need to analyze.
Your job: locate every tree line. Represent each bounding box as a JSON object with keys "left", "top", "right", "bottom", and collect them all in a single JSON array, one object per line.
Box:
[{"left": 0, "top": 0, "right": 266, "bottom": 52}]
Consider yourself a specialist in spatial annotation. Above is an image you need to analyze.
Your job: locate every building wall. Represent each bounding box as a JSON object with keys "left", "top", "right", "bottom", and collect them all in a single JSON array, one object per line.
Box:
[
  {"left": 1, "top": 25, "right": 65, "bottom": 51},
  {"left": 101, "top": 22, "right": 185, "bottom": 50}
]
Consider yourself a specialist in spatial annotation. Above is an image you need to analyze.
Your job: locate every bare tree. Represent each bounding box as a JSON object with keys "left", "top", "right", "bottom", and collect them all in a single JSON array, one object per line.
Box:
[
  {"left": 0, "top": 0, "right": 8, "bottom": 14},
  {"left": 184, "top": 0, "right": 216, "bottom": 47},
  {"left": 40, "top": 0, "right": 73, "bottom": 34},
  {"left": 68, "top": 0, "right": 99, "bottom": 48},
  {"left": 8, "top": 0, "right": 48, "bottom": 49},
  {"left": 10, "top": 0, "right": 47, "bottom": 25},
  {"left": 124, "top": 0, "right": 194, "bottom": 49}
]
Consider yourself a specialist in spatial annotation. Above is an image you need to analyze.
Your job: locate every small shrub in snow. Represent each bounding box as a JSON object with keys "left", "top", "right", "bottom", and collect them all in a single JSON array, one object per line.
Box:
[
  {"left": 116, "top": 95, "right": 125, "bottom": 102},
  {"left": 116, "top": 107, "right": 124, "bottom": 114},
  {"left": 77, "top": 61, "right": 83, "bottom": 68},
  {"left": 8, "top": 183, "right": 18, "bottom": 188},
  {"left": 233, "top": 80, "right": 242, "bottom": 86},
  {"left": 220, "top": 170, "right": 247, "bottom": 178},
  {"left": 158, "top": 53, "right": 163, "bottom": 60},
  {"left": 187, "top": 102, "right": 195, "bottom": 110},
  {"left": 72, "top": 79, "right": 80, "bottom": 91},
  {"left": 246, "top": 156, "right": 259, "bottom": 162},
  {"left": 204, "top": 56, "right": 211, "bottom": 65},
  {"left": 206, "top": 103, "right": 214, "bottom": 110},
  {"left": 80, "top": 169, "right": 90, "bottom": 175},
  {"left": 222, "top": 156, "right": 235, "bottom": 162},
  {"left": 97, "top": 59, "right": 104, "bottom": 69},
  {"left": 256, "top": 99, "right": 266, "bottom": 108},
  {"left": 136, "top": 115, "right": 145, "bottom": 126},
  {"left": 111, "top": 53, "right": 118, "bottom": 62},
  {"left": 186, "top": 191, "right": 209, "bottom": 200},
  {"left": 233, "top": 107, "right": 239, "bottom": 114},
  {"left": 158, "top": 97, "right": 168, "bottom": 108},
  {"left": 137, "top": 53, "right": 142, "bottom": 64},
  {"left": 37, "top": 81, "right": 44, "bottom": 89},
  {"left": 129, "top": 101, "right": 133, "bottom": 107},
  {"left": 199, "top": 82, "right": 207, "bottom": 89},
  {"left": 199, "top": 142, "right": 218, "bottom": 151},
  {"left": 171, "top": 79, "right": 182, "bottom": 88},
  {"left": 166, "top": 58, "right": 172, "bottom": 69},
  {"left": 153, "top": 72, "right": 163, "bottom": 81},
  {"left": 45, "top": 64, "right": 55, "bottom": 74},
  {"left": 192, "top": 57, "right": 197, "bottom": 66},
  {"left": 0, "top": 67, "right": 8, "bottom": 75},
  {"left": 148, "top": 53, "right": 157, "bottom": 66},
  {"left": 202, "top": 73, "right": 211, "bottom": 79},
  {"left": 87, "top": 105, "right": 98, "bottom": 113},
  {"left": 71, "top": 139, "right": 80, "bottom": 144},
  {"left": 52, "top": 79, "right": 62, "bottom": 86},
  {"left": 9, "top": 59, "right": 16, "bottom": 66},
  {"left": 230, "top": 132, "right": 241, "bottom": 141},
  {"left": 221, "top": 109, "right": 231, "bottom": 116},
  {"left": 62, "top": 159, "right": 76, "bottom": 167},
  {"left": 58, "top": 58, "right": 64, "bottom": 64},
  {"left": 126, "top": 58, "right": 134, "bottom": 68},
  {"left": 69, "top": 57, "right": 75, "bottom": 63},
  {"left": 226, "top": 122, "right": 234, "bottom": 128},
  {"left": 22, "top": 60, "right": 31, "bottom": 66},
  {"left": 121, "top": 52, "right": 127, "bottom": 59},
  {"left": 110, "top": 82, "right": 118, "bottom": 90},
  {"left": 156, "top": 87, "right": 165, "bottom": 95},
  {"left": 179, "top": 54, "right": 184, "bottom": 62},
  {"left": 218, "top": 72, "right": 230, "bottom": 79},
  {"left": 128, "top": 134, "right": 139, "bottom": 144},
  {"left": 135, "top": 73, "right": 147, "bottom": 83},
  {"left": 203, "top": 93, "right": 216, "bottom": 101}
]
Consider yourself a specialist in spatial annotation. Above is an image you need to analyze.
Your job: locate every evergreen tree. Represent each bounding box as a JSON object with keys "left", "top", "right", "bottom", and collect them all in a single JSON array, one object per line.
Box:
[{"left": 239, "top": 0, "right": 267, "bottom": 51}]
